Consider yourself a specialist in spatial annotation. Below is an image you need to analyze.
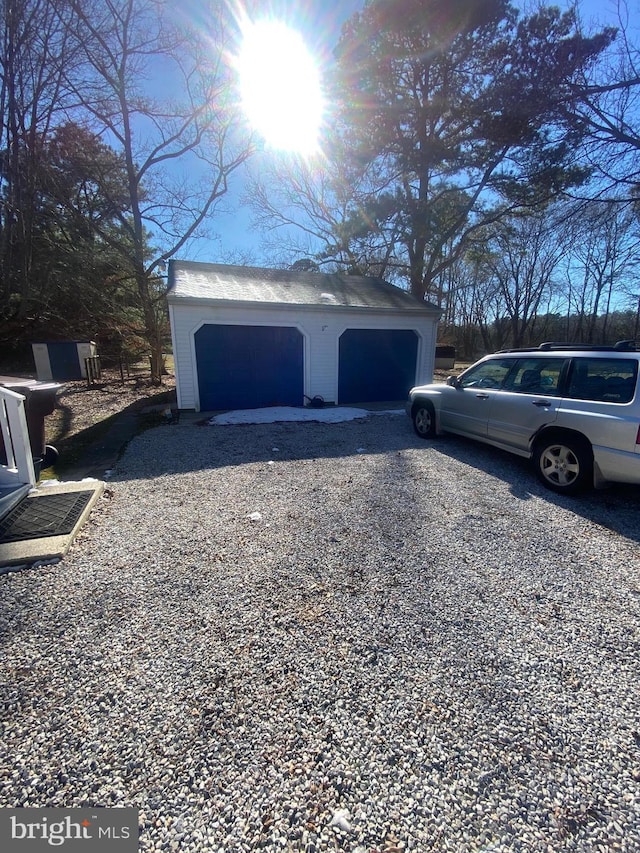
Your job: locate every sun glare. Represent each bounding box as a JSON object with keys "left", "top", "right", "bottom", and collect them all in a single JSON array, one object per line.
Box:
[{"left": 236, "top": 19, "right": 324, "bottom": 155}]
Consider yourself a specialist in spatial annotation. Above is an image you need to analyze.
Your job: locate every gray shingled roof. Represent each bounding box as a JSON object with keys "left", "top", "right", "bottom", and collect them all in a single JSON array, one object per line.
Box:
[{"left": 167, "top": 261, "right": 440, "bottom": 314}]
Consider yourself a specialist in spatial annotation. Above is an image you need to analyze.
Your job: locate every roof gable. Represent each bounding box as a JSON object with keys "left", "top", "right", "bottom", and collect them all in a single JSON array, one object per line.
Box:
[{"left": 167, "top": 261, "right": 440, "bottom": 314}]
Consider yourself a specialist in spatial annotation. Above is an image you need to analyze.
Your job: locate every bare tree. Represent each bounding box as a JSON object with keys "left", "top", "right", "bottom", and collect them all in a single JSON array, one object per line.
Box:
[
  {"left": 245, "top": 147, "right": 403, "bottom": 279},
  {"left": 0, "top": 0, "right": 78, "bottom": 323},
  {"left": 562, "top": 200, "right": 640, "bottom": 342},
  {"left": 568, "top": 0, "right": 640, "bottom": 197},
  {"left": 67, "top": 0, "right": 254, "bottom": 382},
  {"left": 478, "top": 212, "right": 567, "bottom": 348}
]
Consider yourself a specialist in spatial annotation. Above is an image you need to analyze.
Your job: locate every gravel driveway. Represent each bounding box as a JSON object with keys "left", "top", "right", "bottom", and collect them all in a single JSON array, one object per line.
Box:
[{"left": 1, "top": 412, "right": 639, "bottom": 852}]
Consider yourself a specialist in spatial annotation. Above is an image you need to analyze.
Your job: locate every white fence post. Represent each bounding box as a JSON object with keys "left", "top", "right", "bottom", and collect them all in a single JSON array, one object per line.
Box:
[{"left": 0, "top": 387, "right": 36, "bottom": 487}]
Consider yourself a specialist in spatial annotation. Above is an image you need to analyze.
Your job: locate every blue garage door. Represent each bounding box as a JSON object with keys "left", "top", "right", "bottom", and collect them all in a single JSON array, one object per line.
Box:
[
  {"left": 339, "top": 329, "right": 418, "bottom": 404},
  {"left": 195, "top": 324, "right": 304, "bottom": 410}
]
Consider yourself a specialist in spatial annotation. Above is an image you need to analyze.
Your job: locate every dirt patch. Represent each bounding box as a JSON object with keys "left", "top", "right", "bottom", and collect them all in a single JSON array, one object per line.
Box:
[{"left": 45, "top": 367, "right": 176, "bottom": 474}]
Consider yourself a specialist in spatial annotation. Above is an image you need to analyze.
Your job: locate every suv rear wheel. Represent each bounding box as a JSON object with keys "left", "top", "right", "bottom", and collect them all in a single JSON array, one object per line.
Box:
[
  {"left": 533, "top": 434, "right": 593, "bottom": 494},
  {"left": 412, "top": 401, "right": 435, "bottom": 438}
]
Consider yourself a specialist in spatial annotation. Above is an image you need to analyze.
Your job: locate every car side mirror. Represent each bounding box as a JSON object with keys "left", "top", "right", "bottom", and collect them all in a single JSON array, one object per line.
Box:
[{"left": 446, "top": 375, "right": 460, "bottom": 388}]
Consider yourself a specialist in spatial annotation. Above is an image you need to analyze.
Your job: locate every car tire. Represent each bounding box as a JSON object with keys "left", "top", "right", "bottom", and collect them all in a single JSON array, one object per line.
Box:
[
  {"left": 533, "top": 434, "right": 593, "bottom": 494},
  {"left": 412, "top": 401, "right": 435, "bottom": 439}
]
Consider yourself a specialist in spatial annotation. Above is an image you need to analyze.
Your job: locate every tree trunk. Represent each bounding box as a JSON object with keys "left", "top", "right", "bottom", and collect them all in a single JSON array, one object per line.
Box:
[{"left": 135, "top": 267, "right": 164, "bottom": 385}]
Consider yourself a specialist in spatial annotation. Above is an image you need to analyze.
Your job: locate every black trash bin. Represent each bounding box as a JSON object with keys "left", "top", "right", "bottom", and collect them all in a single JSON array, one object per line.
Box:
[{"left": 0, "top": 376, "right": 61, "bottom": 472}]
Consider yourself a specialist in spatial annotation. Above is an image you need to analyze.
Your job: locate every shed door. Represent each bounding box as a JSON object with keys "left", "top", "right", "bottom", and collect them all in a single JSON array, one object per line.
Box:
[
  {"left": 339, "top": 329, "right": 418, "bottom": 403},
  {"left": 194, "top": 324, "right": 303, "bottom": 410},
  {"left": 48, "top": 342, "right": 81, "bottom": 380}
]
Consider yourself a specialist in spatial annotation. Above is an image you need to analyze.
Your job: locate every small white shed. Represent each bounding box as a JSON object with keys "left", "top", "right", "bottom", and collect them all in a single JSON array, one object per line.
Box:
[
  {"left": 31, "top": 340, "right": 98, "bottom": 381},
  {"left": 167, "top": 261, "right": 441, "bottom": 411}
]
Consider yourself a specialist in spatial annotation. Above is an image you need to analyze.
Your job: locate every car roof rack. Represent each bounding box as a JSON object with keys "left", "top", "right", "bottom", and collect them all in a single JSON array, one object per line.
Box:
[
  {"left": 497, "top": 340, "right": 637, "bottom": 354},
  {"left": 614, "top": 339, "right": 637, "bottom": 351},
  {"left": 538, "top": 340, "right": 637, "bottom": 352}
]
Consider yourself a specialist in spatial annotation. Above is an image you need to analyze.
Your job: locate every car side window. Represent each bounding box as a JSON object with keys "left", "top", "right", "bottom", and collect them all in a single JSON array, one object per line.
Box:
[
  {"left": 567, "top": 358, "right": 638, "bottom": 403},
  {"left": 503, "top": 358, "right": 566, "bottom": 396},
  {"left": 458, "top": 359, "right": 513, "bottom": 390}
]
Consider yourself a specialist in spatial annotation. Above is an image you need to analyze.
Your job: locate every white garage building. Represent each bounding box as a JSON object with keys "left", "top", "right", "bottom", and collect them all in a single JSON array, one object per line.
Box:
[{"left": 167, "top": 261, "right": 441, "bottom": 412}]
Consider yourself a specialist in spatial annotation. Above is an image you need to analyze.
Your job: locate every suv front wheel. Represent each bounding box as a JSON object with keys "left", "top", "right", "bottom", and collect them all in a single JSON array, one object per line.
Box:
[
  {"left": 533, "top": 434, "right": 593, "bottom": 494},
  {"left": 412, "top": 401, "right": 436, "bottom": 438}
]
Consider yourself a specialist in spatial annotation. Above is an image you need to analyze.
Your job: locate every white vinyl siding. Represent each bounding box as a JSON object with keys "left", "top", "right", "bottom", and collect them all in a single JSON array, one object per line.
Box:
[{"left": 170, "top": 301, "right": 438, "bottom": 411}]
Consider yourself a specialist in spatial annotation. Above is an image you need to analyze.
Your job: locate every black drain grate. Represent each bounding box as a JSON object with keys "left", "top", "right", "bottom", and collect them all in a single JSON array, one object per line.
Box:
[{"left": 0, "top": 491, "right": 94, "bottom": 543}]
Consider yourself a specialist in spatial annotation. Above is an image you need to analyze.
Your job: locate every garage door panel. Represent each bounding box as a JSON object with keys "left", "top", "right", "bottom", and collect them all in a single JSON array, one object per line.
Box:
[
  {"left": 195, "top": 324, "right": 303, "bottom": 410},
  {"left": 339, "top": 329, "right": 418, "bottom": 404}
]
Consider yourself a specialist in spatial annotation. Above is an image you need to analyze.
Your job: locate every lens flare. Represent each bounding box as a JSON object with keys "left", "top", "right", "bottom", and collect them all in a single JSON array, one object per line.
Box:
[{"left": 236, "top": 19, "right": 325, "bottom": 155}]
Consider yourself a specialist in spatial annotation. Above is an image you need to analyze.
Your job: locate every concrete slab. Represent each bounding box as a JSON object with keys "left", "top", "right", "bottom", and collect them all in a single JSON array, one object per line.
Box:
[{"left": 0, "top": 480, "right": 104, "bottom": 569}]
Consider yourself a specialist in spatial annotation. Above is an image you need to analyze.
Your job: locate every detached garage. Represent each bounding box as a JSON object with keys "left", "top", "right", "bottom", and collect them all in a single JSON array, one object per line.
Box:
[{"left": 167, "top": 261, "right": 441, "bottom": 412}]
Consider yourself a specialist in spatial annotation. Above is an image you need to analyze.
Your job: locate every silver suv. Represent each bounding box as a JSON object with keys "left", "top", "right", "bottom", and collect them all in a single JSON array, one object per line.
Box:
[{"left": 407, "top": 342, "right": 640, "bottom": 494}]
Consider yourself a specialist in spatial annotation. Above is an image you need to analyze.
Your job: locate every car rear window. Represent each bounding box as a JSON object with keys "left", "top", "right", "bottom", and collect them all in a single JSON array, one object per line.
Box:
[{"left": 566, "top": 358, "right": 638, "bottom": 403}]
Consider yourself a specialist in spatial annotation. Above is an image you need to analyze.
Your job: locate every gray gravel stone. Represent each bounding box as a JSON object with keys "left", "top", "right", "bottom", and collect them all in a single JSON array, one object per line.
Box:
[{"left": 1, "top": 412, "right": 639, "bottom": 852}]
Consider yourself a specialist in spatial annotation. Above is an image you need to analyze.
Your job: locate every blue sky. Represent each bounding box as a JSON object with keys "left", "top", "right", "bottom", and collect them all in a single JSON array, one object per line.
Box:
[
  {"left": 182, "top": 0, "right": 630, "bottom": 266},
  {"left": 181, "top": 0, "right": 363, "bottom": 265}
]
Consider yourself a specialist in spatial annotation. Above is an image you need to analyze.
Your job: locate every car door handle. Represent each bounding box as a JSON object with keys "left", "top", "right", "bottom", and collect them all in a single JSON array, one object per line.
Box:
[
  {"left": 475, "top": 393, "right": 490, "bottom": 400},
  {"left": 532, "top": 399, "right": 552, "bottom": 407}
]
